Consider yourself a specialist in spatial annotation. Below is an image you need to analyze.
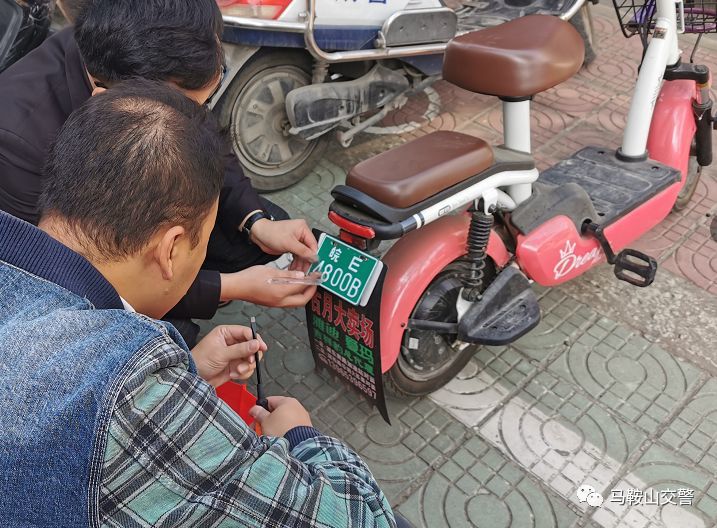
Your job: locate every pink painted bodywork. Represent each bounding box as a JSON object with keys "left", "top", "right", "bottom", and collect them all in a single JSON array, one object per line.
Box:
[
  {"left": 516, "top": 183, "right": 678, "bottom": 286},
  {"left": 378, "top": 213, "right": 510, "bottom": 372},
  {"left": 516, "top": 79, "right": 697, "bottom": 286},
  {"left": 603, "top": 184, "right": 679, "bottom": 249},
  {"left": 374, "top": 80, "right": 698, "bottom": 369},
  {"left": 516, "top": 216, "right": 605, "bottom": 286},
  {"left": 646, "top": 79, "right": 698, "bottom": 183}
]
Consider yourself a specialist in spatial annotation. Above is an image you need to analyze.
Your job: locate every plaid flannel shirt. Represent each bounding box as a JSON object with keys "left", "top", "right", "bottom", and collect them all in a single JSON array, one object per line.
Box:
[{"left": 99, "top": 339, "right": 395, "bottom": 528}]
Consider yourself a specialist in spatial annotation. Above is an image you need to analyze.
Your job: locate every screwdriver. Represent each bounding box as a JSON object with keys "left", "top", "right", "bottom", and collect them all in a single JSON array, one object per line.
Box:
[{"left": 250, "top": 316, "right": 269, "bottom": 411}]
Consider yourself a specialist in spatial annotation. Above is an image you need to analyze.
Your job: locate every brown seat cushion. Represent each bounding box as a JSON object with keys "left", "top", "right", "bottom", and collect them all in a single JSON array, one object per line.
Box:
[
  {"left": 443, "top": 15, "right": 584, "bottom": 98},
  {"left": 346, "top": 131, "right": 494, "bottom": 209}
]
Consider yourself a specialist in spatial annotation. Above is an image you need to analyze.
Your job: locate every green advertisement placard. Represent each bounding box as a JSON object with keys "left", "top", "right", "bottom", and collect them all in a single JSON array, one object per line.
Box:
[{"left": 306, "top": 231, "right": 390, "bottom": 424}]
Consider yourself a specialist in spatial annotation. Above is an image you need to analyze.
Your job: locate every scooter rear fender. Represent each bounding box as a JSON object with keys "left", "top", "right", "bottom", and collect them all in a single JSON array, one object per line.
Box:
[{"left": 379, "top": 212, "right": 510, "bottom": 373}]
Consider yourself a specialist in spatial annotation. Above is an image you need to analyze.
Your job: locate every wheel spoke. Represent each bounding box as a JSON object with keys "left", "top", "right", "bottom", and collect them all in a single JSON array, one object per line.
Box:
[
  {"left": 247, "top": 99, "right": 272, "bottom": 116},
  {"left": 268, "top": 80, "right": 287, "bottom": 104},
  {"left": 232, "top": 66, "right": 320, "bottom": 177},
  {"left": 276, "top": 141, "right": 293, "bottom": 162},
  {"left": 241, "top": 121, "right": 267, "bottom": 143},
  {"left": 259, "top": 141, "right": 275, "bottom": 163}
]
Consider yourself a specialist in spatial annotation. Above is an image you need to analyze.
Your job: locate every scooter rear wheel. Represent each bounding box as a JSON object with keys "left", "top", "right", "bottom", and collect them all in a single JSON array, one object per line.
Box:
[{"left": 385, "top": 260, "right": 496, "bottom": 397}]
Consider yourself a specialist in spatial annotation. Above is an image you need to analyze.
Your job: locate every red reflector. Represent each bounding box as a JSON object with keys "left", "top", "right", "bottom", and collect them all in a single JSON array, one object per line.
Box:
[
  {"left": 328, "top": 211, "right": 376, "bottom": 239},
  {"left": 217, "top": 0, "right": 291, "bottom": 19},
  {"left": 339, "top": 229, "right": 368, "bottom": 250}
]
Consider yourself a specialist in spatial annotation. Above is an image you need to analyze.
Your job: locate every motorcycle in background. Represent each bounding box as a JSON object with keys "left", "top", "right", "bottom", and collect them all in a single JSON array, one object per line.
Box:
[
  {"left": 0, "top": 0, "right": 595, "bottom": 191},
  {"left": 211, "top": 0, "right": 594, "bottom": 191}
]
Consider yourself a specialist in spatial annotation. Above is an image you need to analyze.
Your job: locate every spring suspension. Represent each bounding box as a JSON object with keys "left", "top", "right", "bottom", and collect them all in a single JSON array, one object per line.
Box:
[{"left": 462, "top": 209, "right": 493, "bottom": 302}]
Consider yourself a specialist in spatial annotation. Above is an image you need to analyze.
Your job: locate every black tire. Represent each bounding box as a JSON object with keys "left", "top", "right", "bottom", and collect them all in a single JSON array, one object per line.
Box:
[
  {"left": 216, "top": 49, "right": 329, "bottom": 192},
  {"left": 570, "top": 7, "right": 597, "bottom": 66},
  {"left": 673, "top": 154, "right": 702, "bottom": 211},
  {"left": 385, "top": 259, "right": 496, "bottom": 397}
]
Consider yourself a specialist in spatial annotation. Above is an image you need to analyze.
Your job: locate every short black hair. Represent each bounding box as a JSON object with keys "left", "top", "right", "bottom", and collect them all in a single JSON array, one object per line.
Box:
[
  {"left": 74, "top": 0, "right": 224, "bottom": 91},
  {"left": 41, "top": 80, "right": 225, "bottom": 260}
]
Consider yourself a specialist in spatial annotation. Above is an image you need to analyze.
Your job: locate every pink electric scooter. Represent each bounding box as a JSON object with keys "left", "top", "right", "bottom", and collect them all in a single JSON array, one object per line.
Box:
[{"left": 319, "top": 3, "right": 714, "bottom": 397}]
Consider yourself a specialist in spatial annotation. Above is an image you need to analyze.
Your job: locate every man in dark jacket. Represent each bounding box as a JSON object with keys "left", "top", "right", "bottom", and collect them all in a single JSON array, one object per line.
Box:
[{"left": 0, "top": 0, "right": 318, "bottom": 344}]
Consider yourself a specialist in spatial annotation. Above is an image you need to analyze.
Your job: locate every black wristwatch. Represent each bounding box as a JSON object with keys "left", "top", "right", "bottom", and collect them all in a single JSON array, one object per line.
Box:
[{"left": 242, "top": 210, "right": 273, "bottom": 238}]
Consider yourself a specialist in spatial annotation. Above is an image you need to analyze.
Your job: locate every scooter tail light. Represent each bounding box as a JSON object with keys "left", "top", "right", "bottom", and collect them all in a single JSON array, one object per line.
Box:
[
  {"left": 328, "top": 211, "right": 376, "bottom": 239},
  {"left": 338, "top": 230, "right": 369, "bottom": 250},
  {"left": 217, "top": 0, "right": 291, "bottom": 20}
]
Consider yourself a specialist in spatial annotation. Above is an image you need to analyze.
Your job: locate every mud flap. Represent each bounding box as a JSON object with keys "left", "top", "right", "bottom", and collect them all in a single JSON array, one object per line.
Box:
[{"left": 457, "top": 267, "right": 541, "bottom": 345}]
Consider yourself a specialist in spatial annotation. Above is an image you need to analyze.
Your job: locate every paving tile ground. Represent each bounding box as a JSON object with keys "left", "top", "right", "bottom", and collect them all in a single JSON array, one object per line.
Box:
[{"left": 201, "top": 4, "right": 717, "bottom": 526}]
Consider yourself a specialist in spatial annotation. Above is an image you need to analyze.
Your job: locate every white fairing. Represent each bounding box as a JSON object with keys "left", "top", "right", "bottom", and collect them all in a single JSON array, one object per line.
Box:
[
  {"left": 280, "top": 0, "right": 443, "bottom": 27},
  {"left": 620, "top": 0, "right": 681, "bottom": 157}
]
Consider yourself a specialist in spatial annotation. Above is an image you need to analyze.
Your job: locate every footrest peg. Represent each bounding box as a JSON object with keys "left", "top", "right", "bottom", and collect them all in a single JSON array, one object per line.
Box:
[
  {"left": 613, "top": 249, "right": 657, "bottom": 287},
  {"left": 458, "top": 267, "right": 541, "bottom": 345}
]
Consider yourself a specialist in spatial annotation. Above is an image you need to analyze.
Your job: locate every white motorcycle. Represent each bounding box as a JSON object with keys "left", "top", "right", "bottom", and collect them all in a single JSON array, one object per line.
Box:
[{"left": 211, "top": 0, "right": 595, "bottom": 190}]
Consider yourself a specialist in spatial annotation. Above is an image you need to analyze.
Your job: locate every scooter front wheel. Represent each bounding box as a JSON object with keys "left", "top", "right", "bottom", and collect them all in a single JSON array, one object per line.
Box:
[
  {"left": 673, "top": 154, "right": 701, "bottom": 211},
  {"left": 385, "top": 260, "right": 496, "bottom": 397}
]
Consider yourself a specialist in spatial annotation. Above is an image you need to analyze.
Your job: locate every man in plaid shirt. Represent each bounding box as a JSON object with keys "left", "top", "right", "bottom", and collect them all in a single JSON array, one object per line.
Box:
[{"left": 0, "top": 81, "right": 396, "bottom": 527}]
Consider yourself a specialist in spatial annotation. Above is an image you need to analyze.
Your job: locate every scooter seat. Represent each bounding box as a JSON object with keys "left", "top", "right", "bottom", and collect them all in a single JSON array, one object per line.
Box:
[
  {"left": 443, "top": 15, "right": 584, "bottom": 99},
  {"left": 346, "top": 131, "right": 494, "bottom": 209}
]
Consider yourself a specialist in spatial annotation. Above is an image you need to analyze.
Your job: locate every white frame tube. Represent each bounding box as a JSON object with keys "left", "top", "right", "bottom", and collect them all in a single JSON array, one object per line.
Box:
[
  {"left": 620, "top": 0, "right": 681, "bottom": 157},
  {"left": 503, "top": 100, "right": 532, "bottom": 153},
  {"left": 502, "top": 100, "right": 533, "bottom": 203},
  {"left": 410, "top": 168, "right": 539, "bottom": 228}
]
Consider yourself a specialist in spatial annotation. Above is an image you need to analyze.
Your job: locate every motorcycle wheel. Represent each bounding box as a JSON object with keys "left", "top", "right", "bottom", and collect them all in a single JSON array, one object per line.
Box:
[
  {"left": 385, "top": 260, "right": 496, "bottom": 397},
  {"left": 673, "top": 154, "right": 701, "bottom": 211},
  {"left": 216, "top": 50, "right": 329, "bottom": 192}
]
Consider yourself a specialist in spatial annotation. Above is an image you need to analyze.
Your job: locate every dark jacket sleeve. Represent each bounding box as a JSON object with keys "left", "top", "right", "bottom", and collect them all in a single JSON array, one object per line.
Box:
[
  {"left": 165, "top": 269, "right": 221, "bottom": 320},
  {"left": 217, "top": 151, "right": 263, "bottom": 241},
  {"left": 166, "top": 153, "right": 261, "bottom": 320},
  {"left": 0, "top": 128, "right": 46, "bottom": 224}
]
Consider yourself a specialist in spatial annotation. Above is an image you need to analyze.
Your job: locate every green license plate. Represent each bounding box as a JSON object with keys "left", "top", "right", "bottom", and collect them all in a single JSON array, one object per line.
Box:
[{"left": 309, "top": 233, "right": 383, "bottom": 306}]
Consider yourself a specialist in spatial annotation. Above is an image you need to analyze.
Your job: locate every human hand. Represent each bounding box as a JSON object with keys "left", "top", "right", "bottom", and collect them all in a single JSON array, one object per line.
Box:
[
  {"left": 191, "top": 325, "right": 267, "bottom": 387},
  {"left": 249, "top": 396, "right": 313, "bottom": 437},
  {"left": 220, "top": 266, "right": 317, "bottom": 307},
  {"left": 249, "top": 219, "right": 318, "bottom": 273}
]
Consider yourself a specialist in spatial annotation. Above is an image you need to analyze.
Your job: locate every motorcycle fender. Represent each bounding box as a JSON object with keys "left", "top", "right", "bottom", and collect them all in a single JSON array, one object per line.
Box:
[
  {"left": 647, "top": 79, "right": 698, "bottom": 182},
  {"left": 379, "top": 213, "right": 510, "bottom": 373},
  {"left": 207, "top": 42, "right": 260, "bottom": 110}
]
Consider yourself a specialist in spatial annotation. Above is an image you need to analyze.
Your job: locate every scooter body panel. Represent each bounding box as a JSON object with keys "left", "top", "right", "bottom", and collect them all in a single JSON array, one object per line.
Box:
[
  {"left": 646, "top": 79, "right": 698, "bottom": 185},
  {"left": 516, "top": 79, "right": 696, "bottom": 286},
  {"left": 516, "top": 215, "right": 605, "bottom": 286},
  {"left": 379, "top": 212, "right": 510, "bottom": 372}
]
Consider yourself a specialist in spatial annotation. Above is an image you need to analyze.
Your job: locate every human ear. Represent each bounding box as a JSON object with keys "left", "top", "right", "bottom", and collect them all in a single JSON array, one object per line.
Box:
[{"left": 155, "top": 226, "right": 186, "bottom": 281}]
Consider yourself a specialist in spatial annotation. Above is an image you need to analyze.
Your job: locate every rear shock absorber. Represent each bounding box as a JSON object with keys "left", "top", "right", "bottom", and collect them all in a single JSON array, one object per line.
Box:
[{"left": 462, "top": 209, "right": 493, "bottom": 302}]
